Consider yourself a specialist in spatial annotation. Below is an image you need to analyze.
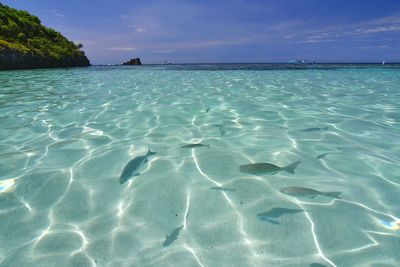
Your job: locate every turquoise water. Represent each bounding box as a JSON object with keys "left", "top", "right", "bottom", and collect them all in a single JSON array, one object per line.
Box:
[{"left": 0, "top": 65, "right": 399, "bottom": 267}]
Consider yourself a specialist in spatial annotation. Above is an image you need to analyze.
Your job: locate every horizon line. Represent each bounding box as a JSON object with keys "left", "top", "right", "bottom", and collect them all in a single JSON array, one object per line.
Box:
[{"left": 92, "top": 61, "right": 400, "bottom": 66}]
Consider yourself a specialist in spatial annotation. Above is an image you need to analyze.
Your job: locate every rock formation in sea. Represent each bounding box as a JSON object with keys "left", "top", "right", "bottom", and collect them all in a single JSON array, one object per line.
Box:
[
  {"left": 0, "top": 3, "right": 90, "bottom": 70},
  {"left": 123, "top": 58, "right": 142, "bottom": 65}
]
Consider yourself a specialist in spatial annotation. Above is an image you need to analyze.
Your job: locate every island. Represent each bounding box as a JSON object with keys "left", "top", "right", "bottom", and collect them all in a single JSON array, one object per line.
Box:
[
  {"left": 123, "top": 58, "right": 142, "bottom": 65},
  {"left": 0, "top": 3, "right": 90, "bottom": 70}
]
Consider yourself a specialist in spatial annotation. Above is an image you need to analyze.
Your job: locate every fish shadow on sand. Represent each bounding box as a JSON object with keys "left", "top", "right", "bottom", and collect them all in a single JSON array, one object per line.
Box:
[
  {"left": 316, "top": 152, "right": 341, "bottom": 159},
  {"left": 257, "top": 207, "right": 304, "bottom": 224},
  {"left": 280, "top": 186, "right": 341, "bottom": 199},
  {"left": 300, "top": 127, "right": 329, "bottom": 132},
  {"left": 209, "top": 186, "right": 236, "bottom": 192},
  {"left": 213, "top": 124, "right": 226, "bottom": 136},
  {"left": 181, "top": 143, "right": 210, "bottom": 149},
  {"left": 163, "top": 225, "right": 184, "bottom": 247}
]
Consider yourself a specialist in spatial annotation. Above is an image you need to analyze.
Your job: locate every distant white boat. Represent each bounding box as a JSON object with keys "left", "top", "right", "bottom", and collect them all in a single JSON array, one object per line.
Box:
[
  {"left": 382, "top": 61, "right": 385, "bottom": 65},
  {"left": 289, "top": 59, "right": 308, "bottom": 64}
]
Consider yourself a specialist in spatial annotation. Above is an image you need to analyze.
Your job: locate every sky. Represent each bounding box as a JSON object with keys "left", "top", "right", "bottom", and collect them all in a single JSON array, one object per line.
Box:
[{"left": 2, "top": 0, "right": 400, "bottom": 64}]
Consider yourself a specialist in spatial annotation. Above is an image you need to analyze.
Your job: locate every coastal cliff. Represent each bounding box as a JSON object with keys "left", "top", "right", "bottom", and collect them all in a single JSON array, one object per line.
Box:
[{"left": 0, "top": 3, "right": 90, "bottom": 70}]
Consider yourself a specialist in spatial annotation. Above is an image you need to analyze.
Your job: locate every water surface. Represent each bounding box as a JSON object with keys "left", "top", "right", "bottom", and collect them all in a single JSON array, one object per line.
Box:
[{"left": 1, "top": 64, "right": 399, "bottom": 266}]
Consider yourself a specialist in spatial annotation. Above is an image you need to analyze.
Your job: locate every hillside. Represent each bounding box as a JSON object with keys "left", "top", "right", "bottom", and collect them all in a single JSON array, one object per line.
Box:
[{"left": 0, "top": 3, "right": 90, "bottom": 70}]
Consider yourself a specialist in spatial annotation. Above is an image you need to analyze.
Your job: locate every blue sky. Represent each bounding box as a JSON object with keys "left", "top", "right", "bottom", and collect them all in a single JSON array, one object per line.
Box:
[{"left": 3, "top": 0, "right": 400, "bottom": 64}]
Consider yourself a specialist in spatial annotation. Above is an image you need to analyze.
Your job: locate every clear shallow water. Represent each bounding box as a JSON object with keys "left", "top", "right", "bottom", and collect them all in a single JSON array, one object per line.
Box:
[{"left": 0, "top": 64, "right": 399, "bottom": 267}]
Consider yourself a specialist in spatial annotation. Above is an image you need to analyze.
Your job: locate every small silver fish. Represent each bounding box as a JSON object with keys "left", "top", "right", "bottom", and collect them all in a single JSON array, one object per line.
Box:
[
  {"left": 213, "top": 124, "right": 226, "bottom": 136},
  {"left": 239, "top": 160, "right": 301, "bottom": 175},
  {"left": 301, "top": 127, "right": 329, "bottom": 132},
  {"left": 119, "top": 149, "right": 156, "bottom": 184},
  {"left": 280, "top": 186, "right": 341, "bottom": 199},
  {"left": 316, "top": 153, "right": 329, "bottom": 159},
  {"left": 210, "top": 186, "right": 235, "bottom": 192},
  {"left": 163, "top": 225, "right": 184, "bottom": 247},
  {"left": 316, "top": 152, "right": 339, "bottom": 159},
  {"left": 181, "top": 143, "right": 210, "bottom": 148}
]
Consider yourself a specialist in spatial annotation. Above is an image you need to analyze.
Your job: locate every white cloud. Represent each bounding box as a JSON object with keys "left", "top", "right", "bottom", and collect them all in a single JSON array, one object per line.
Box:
[
  {"left": 152, "top": 50, "right": 174, "bottom": 53},
  {"left": 106, "top": 47, "right": 137, "bottom": 51},
  {"left": 293, "top": 13, "right": 400, "bottom": 43},
  {"left": 135, "top": 27, "right": 146, "bottom": 33},
  {"left": 74, "top": 40, "right": 94, "bottom": 46},
  {"left": 49, "top": 9, "right": 65, "bottom": 18},
  {"left": 353, "top": 14, "right": 400, "bottom": 28},
  {"left": 356, "top": 25, "right": 400, "bottom": 34},
  {"left": 358, "top": 45, "right": 389, "bottom": 49},
  {"left": 143, "top": 36, "right": 266, "bottom": 51}
]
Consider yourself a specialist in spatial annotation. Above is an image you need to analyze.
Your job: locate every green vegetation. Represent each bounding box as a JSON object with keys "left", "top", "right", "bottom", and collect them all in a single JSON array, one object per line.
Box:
[{"left": 0, "top": 3, "right": 90, "bottom": 70}]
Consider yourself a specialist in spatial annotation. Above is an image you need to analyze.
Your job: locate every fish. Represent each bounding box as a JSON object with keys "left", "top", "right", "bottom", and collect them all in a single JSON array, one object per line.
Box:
[
  {"left": 119, "top": 149, "right": 156, "bottom": 184},
  {"left": 301, "top": 127, "right": 329, "bottom": 132},
  {"left": 181, "top": 143, "right": 210, "bottom": 148},
  {"left": 316, "top": 152, "right": 339, "bottom": 159},
  {"left": 213, "top": 124, "right": 226, "bottom": 136},
  {"left": 239, "top": 160, "right": 301, "bottom": 175},
  {"left": 205, "top": 107, "right": 210, "bottom": 113},
  {"left": 316, "top": 153, "right": 329, "bottom": 159},
  {"left": 280, "top": 186, "right": 341, "bottom": 199},
  {"left": 210, "top": 186, "right": 236, "bottom": 192},
  {"left": 257, "top": 207, "right": 304, "bottom": 224},
  {"left": 163, "top": 225, "right": 184, "bottom": 247}
]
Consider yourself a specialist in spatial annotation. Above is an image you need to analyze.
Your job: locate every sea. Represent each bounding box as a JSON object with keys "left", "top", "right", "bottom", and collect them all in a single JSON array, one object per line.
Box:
[{"left": 0, "top": 64, "right": 399, "bottom": 267}]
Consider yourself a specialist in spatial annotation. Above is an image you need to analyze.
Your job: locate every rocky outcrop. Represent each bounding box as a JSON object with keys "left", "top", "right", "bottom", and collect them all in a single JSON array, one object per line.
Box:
[
  {"left": 123, "top": 58, "right": 142, "bottom": 65},
  {"left": 0, "top": 47, "right": 90, "bottom": 70}
]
